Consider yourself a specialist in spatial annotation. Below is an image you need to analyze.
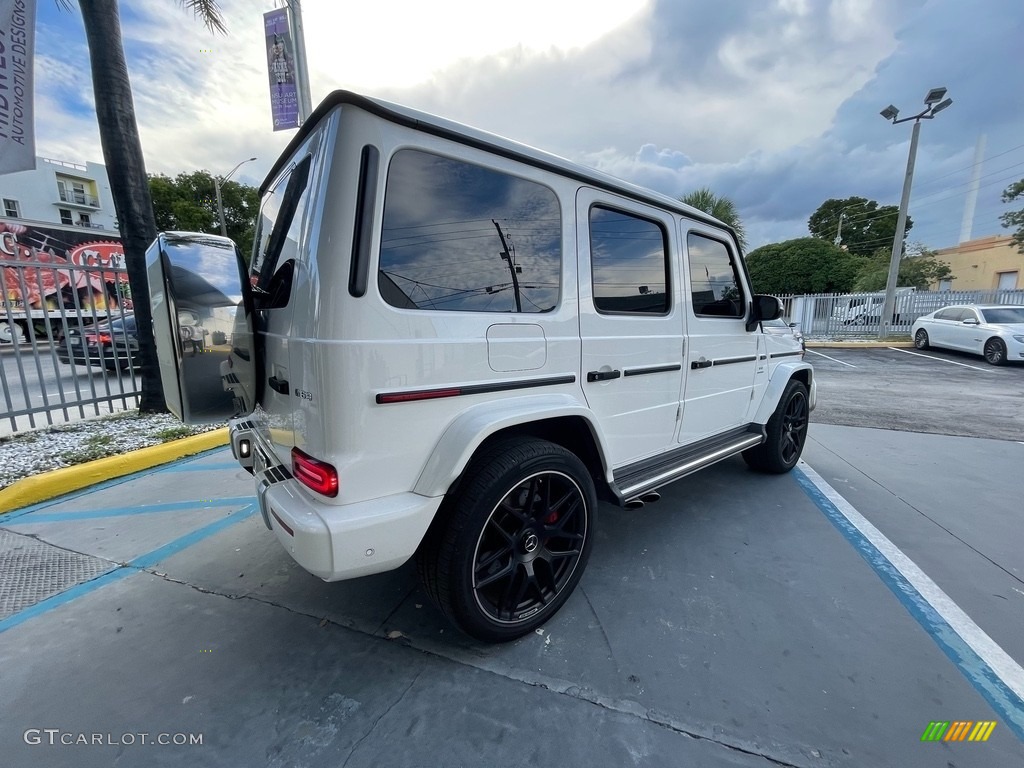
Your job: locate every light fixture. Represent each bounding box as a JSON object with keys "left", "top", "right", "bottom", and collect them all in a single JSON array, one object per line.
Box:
[
  {"left": 880, "top": 105, "right": 899, "bottom": 121},
  {"left": 924, "top": 87, "right": 947, "bottom": 105}
]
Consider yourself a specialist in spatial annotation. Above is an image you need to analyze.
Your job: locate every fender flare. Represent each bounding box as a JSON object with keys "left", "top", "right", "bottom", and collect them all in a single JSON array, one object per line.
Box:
[
  {"left": 751, "top": 361, "right": 815, "bottom": 424},
  {"left": 413, "top": 393, "right": 612, "bottom": 498}
]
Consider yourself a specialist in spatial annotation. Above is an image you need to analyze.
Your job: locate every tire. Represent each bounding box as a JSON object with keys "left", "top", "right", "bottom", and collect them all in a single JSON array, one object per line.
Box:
[
  {"left": 417, "top": 438, "right": 597, "bottom": 643},
  {"left": 983, "top": 337, "right": 1007, "bottom": 366},
  {"left": 743, "top": 379, "right": 810, "bottom": 474},
  {"left": 914, "top": 329, "right": 929, "bottom": 350}
]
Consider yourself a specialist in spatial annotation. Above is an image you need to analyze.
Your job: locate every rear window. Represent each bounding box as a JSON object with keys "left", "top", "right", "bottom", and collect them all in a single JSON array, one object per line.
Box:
[{"left": 378, "top": 149, "right": 561, "bottom": 313}]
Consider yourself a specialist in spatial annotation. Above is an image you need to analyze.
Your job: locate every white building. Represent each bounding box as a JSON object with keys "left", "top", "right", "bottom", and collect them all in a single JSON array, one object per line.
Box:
[{"left": 0, "top": 156, "right": 119, "bottom": 233}]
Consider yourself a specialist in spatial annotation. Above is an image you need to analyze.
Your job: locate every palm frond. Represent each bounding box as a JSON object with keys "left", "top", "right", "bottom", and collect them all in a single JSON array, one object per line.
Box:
[{"left": 179, "top": 0, "right": 227, "bottom": 35}]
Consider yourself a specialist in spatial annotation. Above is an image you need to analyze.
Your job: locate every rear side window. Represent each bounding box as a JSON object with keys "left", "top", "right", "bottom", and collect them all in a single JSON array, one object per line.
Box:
[
  {"left": 251, "top": 155, "right": 312, "bottom": 308},
  {"left": 687, "top": 232, "right": 745, "bottom": 318},
  {"left": 935, "top": 308, "right": 960, "bottom": 320},
  {"left": 378, "top": 149, "right": 561, "bottom": 313},
  {"left": 589, "top": 206, "right": 668, "bottom": 314}
]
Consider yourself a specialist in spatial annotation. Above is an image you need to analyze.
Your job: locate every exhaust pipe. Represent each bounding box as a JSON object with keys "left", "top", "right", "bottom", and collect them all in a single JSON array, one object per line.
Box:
[
  {"left": 625, "top": 499, "right": 645, "bottom": 509},
  {"left": 640, "top": 492, "right": 661, "bottom": 504}
]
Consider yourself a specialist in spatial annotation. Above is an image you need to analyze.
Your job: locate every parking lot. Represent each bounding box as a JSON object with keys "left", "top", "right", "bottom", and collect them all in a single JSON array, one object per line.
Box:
[
  {"left": 807, "top": 346, "right": 1024, "bottom": 441},
  {"left": 1, "top": 349, "right": 1022, "bottom": 768}
]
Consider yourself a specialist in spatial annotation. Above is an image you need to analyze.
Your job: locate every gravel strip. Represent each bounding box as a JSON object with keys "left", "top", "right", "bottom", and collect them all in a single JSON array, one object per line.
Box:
[{"left": 0, "top": 411, "right": 222, "bottom": 490}]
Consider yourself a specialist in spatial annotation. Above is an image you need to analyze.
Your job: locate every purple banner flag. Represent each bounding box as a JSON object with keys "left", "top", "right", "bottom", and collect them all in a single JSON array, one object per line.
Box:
[
  {"left": 264, "top": 8, "right": 299, "bottom": 131},
  {"left": 0, "top": 0, "right": 36, "bottom": 173}
]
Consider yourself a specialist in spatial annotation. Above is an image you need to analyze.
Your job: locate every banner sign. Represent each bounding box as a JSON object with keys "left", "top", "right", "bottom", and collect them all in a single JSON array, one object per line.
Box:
[
  {"left": 264, "top": 8, "right": 299, "bottom": 132},
  {"left": 1, "top": 221, "right": 128, "bottom": 311},
  {"left": 0, "top": 0, "right": 35, "bottom": 174}
]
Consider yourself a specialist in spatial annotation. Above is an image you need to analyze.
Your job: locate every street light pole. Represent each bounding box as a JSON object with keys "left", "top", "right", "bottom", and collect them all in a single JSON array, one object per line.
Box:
[
  {"left": 214, "top": 157, "right": 257, "bottom": 237},
  {"left": 877, "top": 88, "right": 952, "bottom": 339}
]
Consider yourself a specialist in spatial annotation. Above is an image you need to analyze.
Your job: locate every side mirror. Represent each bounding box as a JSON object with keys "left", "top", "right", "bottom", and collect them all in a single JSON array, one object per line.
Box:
[
  {"left": 146, "top": 232, "right": 255, "bottom": 423},
  {"left": 747, "top": 294, "right": 783, "bottom": 331}
]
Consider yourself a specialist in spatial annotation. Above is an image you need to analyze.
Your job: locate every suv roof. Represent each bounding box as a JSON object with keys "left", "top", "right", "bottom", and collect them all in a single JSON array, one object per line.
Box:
[{"left": 263, "top": 90, "right": 736, "bottom": 241}]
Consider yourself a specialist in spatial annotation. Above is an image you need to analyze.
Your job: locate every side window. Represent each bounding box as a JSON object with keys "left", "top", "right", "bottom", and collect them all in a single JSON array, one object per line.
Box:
[
  {"left": 589, "top": 206, "right": 669, "bottom": 314},
  {"left": 251, "top": 155, "right": 313, "bottom": 309},
  {"left": 378, "top": 149, "right": 561, "bottom": 313},
  {"left": 687, "top": 232, "right": 745, "bottom": 318},
  {"left": 957, "top": 308, "right": 979, "bottom": 322},
  {"left": 935, "top": 308, "right": 959, "bottom": 320}
]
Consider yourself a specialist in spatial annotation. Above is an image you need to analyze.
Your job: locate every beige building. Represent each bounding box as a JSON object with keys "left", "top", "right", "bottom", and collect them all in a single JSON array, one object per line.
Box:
[{"left": 931, "top": 235, "right": 1022, "bottom": 291}]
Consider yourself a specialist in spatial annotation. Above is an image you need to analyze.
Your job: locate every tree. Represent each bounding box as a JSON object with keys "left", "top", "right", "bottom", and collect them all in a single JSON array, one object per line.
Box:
[
  {"left": 746, "top": 237, "right": 868, "bottom": 295},
  {"left": 1000, "top": 178, "right": 1024, "bottom": 253},
  {"left": 808, "top": 197, "right": 912, "bottom": 258},
  {"left": 75, "top": 0, "right": 226, "bottom": 413},
  {"left": 149, "top": 171, "right": 260, "bottom": 260},
  {"left": 852, "top": 244, "right": 954, "bottom": 292},
  {"left": 679, "top": 187, "right": 748, "bottom": 251}
]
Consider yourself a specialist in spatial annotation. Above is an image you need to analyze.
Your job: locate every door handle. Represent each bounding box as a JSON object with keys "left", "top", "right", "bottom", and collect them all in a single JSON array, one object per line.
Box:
[
  {"left": 690, "top": 359, "right": 712, "bottom": 370},
  {"left": 587, "top": 369, "right": 621, "bottom": 382},
  {"left": 268, "top": 375, "right": 290, "bottom": 394}
]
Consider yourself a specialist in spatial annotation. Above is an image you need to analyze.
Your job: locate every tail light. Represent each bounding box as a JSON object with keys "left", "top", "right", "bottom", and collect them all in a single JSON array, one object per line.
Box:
[
  {"left": 85, "top": 332, "right": 113, "bottom": 344},
  {"left": 291, "top": 447, "right": 339, "bottom": 497}
]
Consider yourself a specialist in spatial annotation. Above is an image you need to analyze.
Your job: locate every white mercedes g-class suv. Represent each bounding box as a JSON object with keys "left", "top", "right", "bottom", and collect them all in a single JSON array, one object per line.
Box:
[{"left": 146, "top": 91, "right": 813, "bottom": 643}]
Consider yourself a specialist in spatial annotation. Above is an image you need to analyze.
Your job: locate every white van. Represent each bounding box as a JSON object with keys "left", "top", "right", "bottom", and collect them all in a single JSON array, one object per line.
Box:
[{"left": 146, "top": 91, "right": 814, "bottom": 642}]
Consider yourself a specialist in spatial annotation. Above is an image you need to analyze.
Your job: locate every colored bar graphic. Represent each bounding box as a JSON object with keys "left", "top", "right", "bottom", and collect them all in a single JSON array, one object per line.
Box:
[{"left": 921, "top": 720, "right": 996, "bottom": 742}]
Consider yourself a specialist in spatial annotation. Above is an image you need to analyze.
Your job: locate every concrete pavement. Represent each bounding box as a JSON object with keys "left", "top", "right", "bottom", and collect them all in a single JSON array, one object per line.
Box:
[{"left": 1, "top": 425, "right": 1022, "bottom": 767}]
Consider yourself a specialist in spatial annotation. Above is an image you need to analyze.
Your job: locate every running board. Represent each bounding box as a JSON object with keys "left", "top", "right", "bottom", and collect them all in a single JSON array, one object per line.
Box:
[{"left": 611, "top": 425, "right": 765, "bottom": 504}]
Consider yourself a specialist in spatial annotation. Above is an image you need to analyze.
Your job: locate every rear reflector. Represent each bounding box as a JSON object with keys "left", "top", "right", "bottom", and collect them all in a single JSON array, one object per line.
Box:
[{"left": 291, "top": 447, "right": 339, "bottom": 497}]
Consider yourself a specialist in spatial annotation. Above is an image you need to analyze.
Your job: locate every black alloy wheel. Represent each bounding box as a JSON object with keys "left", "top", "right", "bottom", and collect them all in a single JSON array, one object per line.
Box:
[
  {"left": 418, "top": 438, "right": 596, "bottom": 643},
  {"left": 743, "top": 379, "right": 810, "bottom": 474}
]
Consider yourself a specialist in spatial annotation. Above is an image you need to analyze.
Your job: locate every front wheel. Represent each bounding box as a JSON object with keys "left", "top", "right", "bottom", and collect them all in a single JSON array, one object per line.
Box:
[
  {"left": 914, "top": 329, "right": 929, "bottom": 350},
  {"left": 743, "top": 379, "right": 809, "bottom": 474},
  {"left": 418, "top": 438, "right": 597, "bottom": 643},
  {"left": 983, "top": 338, "right": 1007, "bottom": 366}
]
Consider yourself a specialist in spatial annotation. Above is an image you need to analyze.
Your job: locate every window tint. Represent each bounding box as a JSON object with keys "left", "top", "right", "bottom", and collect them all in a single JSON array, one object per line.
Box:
[
  {"left": 378, "top": 150, "right": 560, "bottom": 313},
  {"left": 687, "top": 233, "right": 745, "bottom": 317},
  {"left": 251, "top": 155, "right": 312, "bottom": 308},
  {"left": 589, "top": 206, "right": 668, "bottom": 314},
  {"left": 982, "top": 307, "right": 1024, "bottom": 324}
]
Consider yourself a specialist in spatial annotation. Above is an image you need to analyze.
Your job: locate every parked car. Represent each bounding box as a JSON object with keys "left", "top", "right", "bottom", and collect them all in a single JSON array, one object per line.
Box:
[
  {"left": 146, "top": 92, "right": 816, "bottom": 643},
  {"left": 911, "top": 305, "right": 1024, "bottom": 365},
  {"left": 57, "top": 314, "right": 139, "bottom": 371},
  {"left": 761, "top": 317, "right": 805, "bottom": 355}
]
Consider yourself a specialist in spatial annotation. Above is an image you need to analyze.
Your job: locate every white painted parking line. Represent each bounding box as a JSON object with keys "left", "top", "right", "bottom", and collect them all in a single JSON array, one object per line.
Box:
[
  {"left": 806, "top": 349, "right": 857, "bottom": 368},
  {"left": 795, "top": 463, "right": 1024, "bottom": 739},
  {"left": 888, "top": 347, "right": 993, "bottom": 372}
]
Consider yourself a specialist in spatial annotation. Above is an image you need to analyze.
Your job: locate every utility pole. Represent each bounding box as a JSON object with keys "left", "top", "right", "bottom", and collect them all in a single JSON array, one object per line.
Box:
[
  {"left": 492, "top": 220, "right": 522, "bottom": 313},
  {"left": 834, "top": 211, "right": 847, "bottom": 247}
]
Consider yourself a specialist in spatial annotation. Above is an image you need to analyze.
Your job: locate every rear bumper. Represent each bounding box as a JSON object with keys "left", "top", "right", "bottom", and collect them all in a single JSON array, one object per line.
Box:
[{"left": 229, "top": 417, "right": 442, "bottom": 581}]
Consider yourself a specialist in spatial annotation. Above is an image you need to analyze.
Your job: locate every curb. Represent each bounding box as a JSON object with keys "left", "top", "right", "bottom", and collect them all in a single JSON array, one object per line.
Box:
[
  {"left": 806, "top": 340, "right": 915, "bottom": 349},
  {"left": 0, "top": 428, "right": 229, "bottom": 514}
]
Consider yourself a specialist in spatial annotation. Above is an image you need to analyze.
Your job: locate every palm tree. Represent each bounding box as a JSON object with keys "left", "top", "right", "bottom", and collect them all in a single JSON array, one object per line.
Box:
[
  {"left": 679, "top": 187, "right": 748, "bottom": 252},
  {"left": 74, "top": 0, "right": 226, "bottom": 412}
]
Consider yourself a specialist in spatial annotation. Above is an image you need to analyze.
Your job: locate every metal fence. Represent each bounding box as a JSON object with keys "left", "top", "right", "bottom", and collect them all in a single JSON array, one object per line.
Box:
[
  {"left": 776, "top": 289, "right": 1024, "bottom": 339},
  {"left": 1, "top": 255, "right": 140, "bottom": 436}
]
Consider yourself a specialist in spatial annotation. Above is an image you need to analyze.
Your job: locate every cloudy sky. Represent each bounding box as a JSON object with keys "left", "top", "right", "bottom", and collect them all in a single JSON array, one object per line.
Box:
[{"left": 32, "top": 0, "right": 1024, "bottom": 252}]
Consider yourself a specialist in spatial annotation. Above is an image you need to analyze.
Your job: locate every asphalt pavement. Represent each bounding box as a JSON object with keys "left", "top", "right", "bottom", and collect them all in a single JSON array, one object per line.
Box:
[{"left": 1, "top": 422, "right": 1022, "bottom": 767}]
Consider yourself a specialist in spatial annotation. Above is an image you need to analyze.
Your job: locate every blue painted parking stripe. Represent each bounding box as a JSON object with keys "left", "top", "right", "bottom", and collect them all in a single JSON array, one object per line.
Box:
[
  {"left": 1, "top": 447, "right": 232, "bottom": 522},
  {"left": 0, "top": 504, "right": 258, "bottom": 634},
  {"left": 159, "top": 462, "right": 244, "bottom": 473},
  {"left": 10, "top": 497, "right": 257, "bottom": 524},
  {"left": 795, "top": 463, "right": 1024, "bottom": 742}
]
